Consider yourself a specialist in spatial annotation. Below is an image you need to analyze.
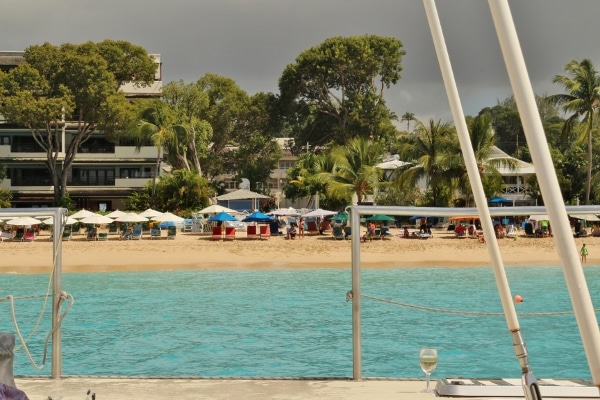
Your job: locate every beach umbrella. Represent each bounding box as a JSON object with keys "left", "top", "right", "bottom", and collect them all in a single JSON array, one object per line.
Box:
[
  {"left": 105, "top": 210, "right": 128, "bottom": 218},
  {"left": 448, "top": 215, "right": 480, "bottom": 222},
  {"left": 197, "top": 204, "right": 238, "bottom": 215},
  {"left": 43, "top": 216, "right": 79, "bottom": 225},
  {"left": 5, "top": 216, "right": 43, "bottom": 226},
  {"left": 152, "top": 211, "right": 184, "bottom": 223},
  {"left": 79, "top": 214, "right": 115, "bottom": 225},
  {"left": 139, "top": 208, "right": 163, "bottom": 218},
  {"left": 301, "top": 208, "right": 337, "bottom": 219},
  {"left": 208, "top": 212, "right": 238, "bottom": 223},
  {"left": 241, "top": 211, "right": 274, "bottom": 224},
  {"left": 70, "top": 209, "right": 97, "bottom": 219},
  {"left": 115, "top": 213, "right": 149, "bottom": 223},
  {"left": 327, "top": 211, "right": 349, "bottom": 222},
  {"left": 268, "top": 207, "right": 300, "bottom": 217},
  {"left": 366, "top": 214, "right": 396, "bottom": 222}
]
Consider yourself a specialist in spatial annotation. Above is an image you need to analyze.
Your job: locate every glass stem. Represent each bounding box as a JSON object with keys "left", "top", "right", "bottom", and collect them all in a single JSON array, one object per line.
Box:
[{"left": 426, "top": 372, "right": 431, "bottom": 391}]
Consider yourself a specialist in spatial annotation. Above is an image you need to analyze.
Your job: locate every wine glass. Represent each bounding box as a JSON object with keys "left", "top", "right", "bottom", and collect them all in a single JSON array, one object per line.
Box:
[{"left": 419, "top": 348, "right": 438, "bottom": 393}]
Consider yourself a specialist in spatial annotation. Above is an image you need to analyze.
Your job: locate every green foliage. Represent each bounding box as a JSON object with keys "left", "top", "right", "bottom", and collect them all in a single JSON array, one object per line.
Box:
[
  {"left": 279, "top": 35, "right": 404, "bottom": 151},
  {"left": 57, "top": 193, "right": 74, "bottom": 210},
  {"left": 374, "top": 184, "right": 423, "bottom": 207},
  {"left": 0, "top": 188, "right": 12, "bottom": 208},
  {"left": 0, "top": 40, "right": 154, "bottom": 204},
  {"left": 125, "top": 188, "right": 152, "bottom": 211}
]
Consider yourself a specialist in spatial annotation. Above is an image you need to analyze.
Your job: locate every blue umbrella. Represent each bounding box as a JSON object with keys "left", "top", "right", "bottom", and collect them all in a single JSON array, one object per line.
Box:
[
  {"left": 208, "top": 211, "right": 238, "bottom": 222},
  {"left": 241, "top": 211, "right": 274, "bottom": 223},
  {"left": 489, "top": 196, "right": 512, "bottom": 205}
]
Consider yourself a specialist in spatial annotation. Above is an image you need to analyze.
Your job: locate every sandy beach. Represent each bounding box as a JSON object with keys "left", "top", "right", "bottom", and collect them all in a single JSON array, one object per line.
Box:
[{"left": 0, "top": 227, "right": 595, "bottom": 274}]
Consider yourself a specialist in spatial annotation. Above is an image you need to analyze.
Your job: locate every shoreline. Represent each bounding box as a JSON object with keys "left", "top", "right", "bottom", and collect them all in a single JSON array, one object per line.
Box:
[{"left": 1, "top": 228, "right": 596, "bottom": 274}]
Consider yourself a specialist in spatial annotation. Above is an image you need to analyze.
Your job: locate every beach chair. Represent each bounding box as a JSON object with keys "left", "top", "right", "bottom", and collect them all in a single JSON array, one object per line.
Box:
[
  {"left": 131, "top": 224, "right": 143, "bottom": 240},
  {"left": 259, "top": 225, "right": 270, "bottom": 240},
  {"left": 13, "top": 228, "right": 24, "bottom": 242},
  {"left": 524, "top": 223, "right": 535, "bottom": 237},
  {"left": 380, "top": 226, "right": 393, "bottom": 240},
  {"left": 97, "top": 232, "right": 109, "bottom": 241},
  {"left": 344, "top": 226, "right": 351, "bottom": 240},
  {"left": 224, "top": 226, "right": 236, "bottom": 240},
  {"left": 150, "top": 227, "right": 162, "bottom": 239},
  {"left": 23, "top": 228, "right": 36, "bottom": 242},
  {"left": 306, "top": 221, "right": 319, "bottom": 236},
  {"left": 332, "top": 226, "right": 345, "bottom": 240},
  {"left": 506, "top": 224, "right": 517, "bottom": 238},
  {"left": 167, "top": 226, "right": 177, "bottom": 240},
  {"left": 108, "top": 222, "right": 118, "bottom": 235},
  {"left": 62, "top": 226, "right": 72, "bottom": 241},
  {"left": 246, "top": 225, "right": 259, "bottom": 240},
  {"left": 86, "top": 227, "right": 98, "bottom": 241},
  {"left": 211, "top": 226, "right": 222, "bottom": 240}
]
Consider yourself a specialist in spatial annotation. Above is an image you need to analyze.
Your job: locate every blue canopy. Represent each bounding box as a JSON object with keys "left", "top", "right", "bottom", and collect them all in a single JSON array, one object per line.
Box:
[
  {"left": 207, "top": 212, "right": 238, "bottom": 222},
  {"left": 241, "top": 211, "right": 274, "bottom": 223},
  {"left": 489, "top": 196, "right": 512, "bottom": 205}
]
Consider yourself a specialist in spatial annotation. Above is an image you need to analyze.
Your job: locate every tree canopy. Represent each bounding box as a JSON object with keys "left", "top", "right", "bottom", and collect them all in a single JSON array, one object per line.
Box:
[
  {"left": 0, "top": 40, "right": 156, "bottom": 204},
  {"left": 278, "top": 35, "right": 405, "bottom": 152}
]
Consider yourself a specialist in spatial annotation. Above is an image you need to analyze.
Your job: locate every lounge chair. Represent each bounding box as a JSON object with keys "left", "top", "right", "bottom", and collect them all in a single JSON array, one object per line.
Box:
[
  {"left": 23, "top": 229, "right": 36, "bottom": 242},
  {"left": 224, "top": 226, "right": 236, "bottom": 240},
  {"left": 167, "top": 226, "right": 177, "bottom": 240},
  {"left": 131, "top": 224, "right": 143, "bottom": 240},
  {"left": 211, "top": 226, "right": 222, "bottom": 240},
  {"left": 13, "top": 228, "right": 24, "bottom": 242},
  {"left": 62, "top": 227, "right": 72, "bottom": 241},
  {"left": 344, "top": 226, "right": 351, "bottom": 240},
  {"left": 259, "top": 225, "right": 270, "bottom": 240},
  {"left": 332, "top": 226, "right": 344, "bottom": 240},
  {"left": 306, "top": 221, "right": 319, "bottom": 236},
  {"left": 150, "top": 227, "right": 162, "bottom": 239},
  {"left": 246, "top": 225, "right": 259, "bottom": 240},
  {"left": 506, "top": 224, "right": 518, "bottom": 238},
  {"left": 97, "top": 232, "right": 109, "bottom": 241},
  {"left": 108, "top": 223, "right": 118, "bottom": 235},
  {"left": 524, "top": 222, "right": 535, "bottom": 237},
  {"left": 86, "top": 227, "right": 98, "bottom": 241}
]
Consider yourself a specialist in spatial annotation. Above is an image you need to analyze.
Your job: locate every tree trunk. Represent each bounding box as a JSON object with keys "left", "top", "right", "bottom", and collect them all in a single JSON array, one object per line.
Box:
[{"left": 586, "top": 126, "right": 593, "bottom": 205}]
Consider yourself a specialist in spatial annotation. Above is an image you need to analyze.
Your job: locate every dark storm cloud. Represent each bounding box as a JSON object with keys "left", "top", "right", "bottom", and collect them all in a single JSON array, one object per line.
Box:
[{"left": 2, "top": 0, "right": 599, "bottom": 122}]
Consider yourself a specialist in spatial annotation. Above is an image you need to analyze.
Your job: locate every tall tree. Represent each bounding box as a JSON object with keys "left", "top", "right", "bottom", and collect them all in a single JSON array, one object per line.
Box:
[
  {"left": 401, "top": 112, "right": 416, "bottom": 133},
  {"left": 279, "top": 35, "right": 405, "bottom": 151},
  {"left": 0, "top": 41, "right": 155, "bottom": 204},
  {"left": 550, "top": 59, "right": 600, "bottom": 204}
]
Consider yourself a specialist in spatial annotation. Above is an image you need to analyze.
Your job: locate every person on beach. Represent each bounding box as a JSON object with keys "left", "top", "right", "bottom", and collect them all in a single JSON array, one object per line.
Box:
[
  {"left": 581, "top": 243, "right": 588, "bottom": 263},
  {"left": 298, "top": 217, "right": 305, "bottom": 239}
]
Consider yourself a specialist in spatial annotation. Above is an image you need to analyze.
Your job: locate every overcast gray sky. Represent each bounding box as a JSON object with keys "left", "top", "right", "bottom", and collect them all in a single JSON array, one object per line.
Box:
[{"left": 2, "top": 1, "right": 598, "bottom": 124}]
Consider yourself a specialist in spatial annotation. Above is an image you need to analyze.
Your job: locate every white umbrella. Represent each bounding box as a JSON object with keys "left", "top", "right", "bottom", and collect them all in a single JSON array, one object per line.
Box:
[
  {"left": 79, "top": 214, "right": 115, "bottom": 225},
  {"left": 70, "top": 209, "right": 97, "bottom": 219},
  {"left": 302, "top": 208, "right": 338, "bottom": 219},
  {"left": 152, "top": 211, "right": 184, "bottom": 222},
  {"left": 139, "top": 208, "right": 163, "bottom": 218},
  {"left": 115, "top": 213, "right": 149, "bottom": 223},
  {"left": 571, "top": 214, "right": 600, "bottom": 222},
  {"left": 197, "top": 204, "right": 238, "bottom": 215},
  {"left": 43, "top": 216, "right": 79, "bottom": 225},
  {"left": 268, "top": 207, "right": 300, "bottom": 217},
  {"left": 105, "top": 210, "right": 128, "bottom": 218},
  {"left": 5, "top": 216, "right": 43, "bottom": 226}
]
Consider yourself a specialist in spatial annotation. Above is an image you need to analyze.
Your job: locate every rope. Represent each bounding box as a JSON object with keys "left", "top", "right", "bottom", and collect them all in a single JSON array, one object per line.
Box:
[{"left": 360, "top": 294, "right": 595, "bottom": 317}]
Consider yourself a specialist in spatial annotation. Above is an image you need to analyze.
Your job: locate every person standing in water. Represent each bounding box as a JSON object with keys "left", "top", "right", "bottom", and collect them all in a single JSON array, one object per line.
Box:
[{"left": 581, "top": 243, "right": 588, "bottom": 263}]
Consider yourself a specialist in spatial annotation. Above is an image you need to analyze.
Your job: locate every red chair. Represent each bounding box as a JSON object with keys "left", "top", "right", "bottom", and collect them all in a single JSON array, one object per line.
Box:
[
  {"left": 259, "top": 225, "right": 269, "bottom": 240},
  {"left": 224, "top": 226, "right": 236, "bottom": 240},
  {"left": 246, "top": 225, "right": 259, "bottom": 240},
  {"left": 211, "top": 226, "right": 222, "bottom": 240}
]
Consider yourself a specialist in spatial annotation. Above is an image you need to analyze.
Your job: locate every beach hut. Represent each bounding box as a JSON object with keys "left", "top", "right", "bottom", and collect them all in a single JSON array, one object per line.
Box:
[{"left": 216, "top": 189, "right": 270, "bottom": 212}]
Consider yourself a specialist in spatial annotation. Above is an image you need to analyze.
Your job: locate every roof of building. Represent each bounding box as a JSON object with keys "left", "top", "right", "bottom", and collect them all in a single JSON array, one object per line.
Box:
[{"left": 489, "top": 146, "right": 535, "bottom": 175}]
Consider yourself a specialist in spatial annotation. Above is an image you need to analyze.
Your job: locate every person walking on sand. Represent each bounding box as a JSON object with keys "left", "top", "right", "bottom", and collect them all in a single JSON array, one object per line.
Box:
[{"left": 581, "top": 243, "right": 588, "bottom": 263}]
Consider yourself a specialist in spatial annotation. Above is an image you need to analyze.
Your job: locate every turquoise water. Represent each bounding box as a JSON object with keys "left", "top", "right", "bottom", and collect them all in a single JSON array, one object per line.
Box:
[{"left": 1, "top": 266, "right": 598, "bottom": 379}]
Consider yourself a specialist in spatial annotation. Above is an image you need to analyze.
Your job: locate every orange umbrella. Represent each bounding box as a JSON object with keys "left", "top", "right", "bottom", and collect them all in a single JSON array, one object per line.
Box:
[{"left": 448, "top": 215, "right": 480, "bottom": 222}]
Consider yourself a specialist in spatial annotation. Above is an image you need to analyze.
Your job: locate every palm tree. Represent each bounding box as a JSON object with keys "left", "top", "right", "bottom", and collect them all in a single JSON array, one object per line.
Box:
[
  {"left": 323, "top": 137, "right": 384, "bottom": 205},
  {"left": 550, "top": 59, "right": 600, "bottom": 204},
  {"left": 397, "top": 119, "right": 455, "bottom": 206},
  {"left": 401, "top": 112, "right": 416, "bottom": 133},
  {"left": 133, "top": 101, "right": 186, "bottom": 206},
  {"left": 443, "top": 112, "right": 516, "bottom": 205}
]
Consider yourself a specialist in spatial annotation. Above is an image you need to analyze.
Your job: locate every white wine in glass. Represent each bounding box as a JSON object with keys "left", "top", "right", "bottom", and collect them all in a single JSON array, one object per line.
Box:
[{"left": 419, "top": 348, "right": 438, "bottom": 393}]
